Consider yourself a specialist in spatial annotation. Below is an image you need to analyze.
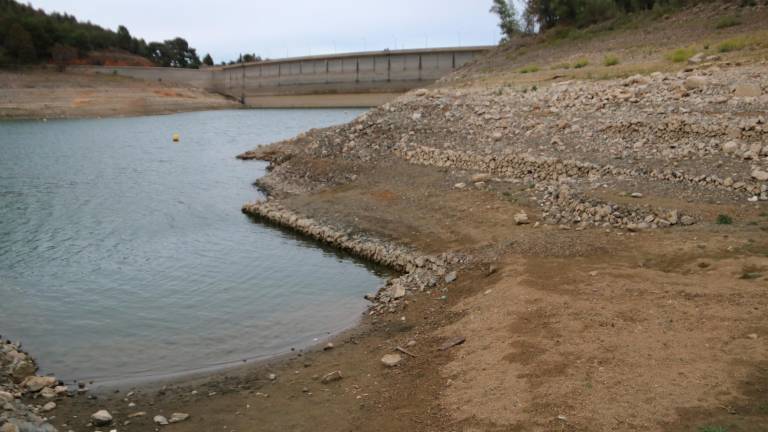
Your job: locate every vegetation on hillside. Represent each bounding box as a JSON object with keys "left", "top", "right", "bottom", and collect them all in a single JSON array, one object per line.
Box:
[
  {"left": 0, "top": 0, "right": 209, "bottom": 68},
  {"left": 490, "top": 0, "right": 753, "bottom": 40}
]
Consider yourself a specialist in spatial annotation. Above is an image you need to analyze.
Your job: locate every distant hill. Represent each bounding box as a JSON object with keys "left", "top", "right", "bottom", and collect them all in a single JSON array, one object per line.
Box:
[{"left": 0, "top": 0, "right": 208, "bottom": 68}]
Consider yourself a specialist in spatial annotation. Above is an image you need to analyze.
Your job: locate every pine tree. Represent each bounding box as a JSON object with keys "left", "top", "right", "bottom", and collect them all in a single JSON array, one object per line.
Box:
[
  {"left": 6, "top": 22, "right": 37, "bottom": 63},
  {"left": 490, "top": 0, "right": 521, "bottom": 41},
  {"left": 202, "top": 53, "right": 214, "bottom": 66}
]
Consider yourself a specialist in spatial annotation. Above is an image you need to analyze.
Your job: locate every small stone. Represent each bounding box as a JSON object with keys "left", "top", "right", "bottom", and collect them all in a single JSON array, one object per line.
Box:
[
  {"left": 751, "top": 170, "right": 768, "bottom": 182},
  {"left": 153, "top": 415, "right": 169, "bottom": 425},
  {"left": 470, "top": 173, "right": 491, "bottom": 183},
  {"left": 747, "top": 333, "right": 758, "bottom": 340},
  {"left": 127, "top": 411, "right": 146, "bottom": 418},
  {"left": 391, "top": 284, "right": 406, "bottom": 299},
  {"left": 91, "top": 409, "right": 113, "bottom": 426},
  {"left": 630, "top": 192, "right": 643, "bottom": 198},
  {"left": 514, "top": 212, "right": 530, "bottom": 225},
  {"left": 24, "top": 376, "right": 57, "bottom": 392},
  {"left": 169, "top": 413, "right": 190, "bottom": 423},
  {"left": 439, "top": 336, "right": 466, "bottom": 351},
  {"left": 320, "top": 370, "right": 343, "bottom": 384},
  {"left": 680, "top": 216, "right": 695, "bottom": 226},
  {"left": 687, "top": 53, "right": 704, "bottom": 64},
  {"left": 0, "top": 423, "right": 20, "bottom": 432},
  {"left": 445, "top": 271, "right": 457, "bottom": 283},
  {"left": 41, "top": 401, "right": 56, "bottom": 412},
  {"left": 588, "top": 271, "right": 599, "bottom": 277},
  {"left": 454, "top": 182, "right": 466, "bottom": 189},
  {"left": 0, "top": 391, "right": 14, "bottom": 404},
  {"left": 267, "top": 373, "right": 277, "bottom": 381},
  {"left": 722, "top": 141, "right": 739, "bottom": 154},
  {"left": 381, "top": 354, "right": 402, "bottom": 367},
  {"left": 684, "top": 76, "right": 707, "bottom": 90},
  {"left": 39, "top": 387, "right": 56, "bottom": 398},
  {"left": 323, "top": 342, "right": 335, "bottom": 351},
  {"left": 414, "top": 88, "right": 428, "bottom": 97},
  {"left": 733, "top": 83, "right": 761, "bottom": 98}
]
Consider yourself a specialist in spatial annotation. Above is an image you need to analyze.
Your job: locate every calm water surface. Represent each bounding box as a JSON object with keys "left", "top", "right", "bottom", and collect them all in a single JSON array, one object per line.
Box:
[{"left": 0, "top": 109, "right": 385, "bottom": 384}]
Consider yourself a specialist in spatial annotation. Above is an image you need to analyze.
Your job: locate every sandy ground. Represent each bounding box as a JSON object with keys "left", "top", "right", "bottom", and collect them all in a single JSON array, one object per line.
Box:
[
  {"left": 0, "top": 69, "right": 239, "bottom": 120},
  {"left": 11, "top": 2, "right": 768, "bottom": 432}
]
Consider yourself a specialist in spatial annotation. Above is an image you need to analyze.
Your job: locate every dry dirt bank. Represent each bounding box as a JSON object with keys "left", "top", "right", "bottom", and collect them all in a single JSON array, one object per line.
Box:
[
  {"left": 0, "top": 69, "right": 239, "bottom": 120},
  {"left": 6, "top": 2, "right": 768, "bottom": 432}
]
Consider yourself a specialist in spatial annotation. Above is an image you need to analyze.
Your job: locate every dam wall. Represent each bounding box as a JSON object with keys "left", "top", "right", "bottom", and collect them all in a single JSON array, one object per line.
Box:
[{"left": 71, "top": 46, "right": 492, "bottom": 107}]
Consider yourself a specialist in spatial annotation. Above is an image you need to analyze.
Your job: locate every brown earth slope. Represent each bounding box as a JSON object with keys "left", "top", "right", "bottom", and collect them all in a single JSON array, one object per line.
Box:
[{"left": 0, "top": 69, "right": 238, "bottom": 120}]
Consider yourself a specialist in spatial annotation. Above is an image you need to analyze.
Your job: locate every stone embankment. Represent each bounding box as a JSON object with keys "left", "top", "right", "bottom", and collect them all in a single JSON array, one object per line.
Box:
[
  {"left": 1, "top": 339, "right": 63, "bottom": 432},
  {"left": 242, "top": 201, "right": 469, "bottom": 314},
  {"left": 246, "top": 61, "right": 767, "bottom": 232}
]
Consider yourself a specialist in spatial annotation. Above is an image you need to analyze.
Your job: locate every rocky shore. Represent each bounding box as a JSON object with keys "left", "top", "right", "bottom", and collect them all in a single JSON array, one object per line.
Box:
[
  {"left": 1, "top": 339, "right": 63, "bottom": 432},
  {"left": 242, "top": 201, "right": 470, "bottom": 315}
]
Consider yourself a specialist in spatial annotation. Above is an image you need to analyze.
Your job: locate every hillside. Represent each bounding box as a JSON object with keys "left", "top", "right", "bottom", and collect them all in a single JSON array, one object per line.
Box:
[{"left": 0, "top": 69, "right": 239, "bottom": 119}]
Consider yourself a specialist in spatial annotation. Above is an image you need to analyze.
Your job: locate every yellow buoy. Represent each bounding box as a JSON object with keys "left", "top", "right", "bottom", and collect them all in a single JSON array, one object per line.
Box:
[{"left": 172, "top": 133, "right": 180, "bottom": 142}]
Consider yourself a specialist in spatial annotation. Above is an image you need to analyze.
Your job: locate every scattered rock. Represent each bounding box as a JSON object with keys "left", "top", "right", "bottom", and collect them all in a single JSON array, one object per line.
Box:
[
  {"left": 514, "top": 212, "right": 530, "bottom": 225},
  {"left": 470, "top": 173, "right": 491, "bottom": 183},
  {"left": 91, "top": 409, "right": 113, "bottom": 427},
  {"left": 733, "top": 83, "right": 761, "bottom": 98},
  {"left": 751, "top": 170, "right": 768, "bottom": 182},
  {"left": 320, "top": 370, "right": 343, "bottom": 384},
  {"left": 23, "top": 376, "right": 56, "bottom": 393},
  {"left": 439, "top": 336, "right": 466, "bottom": 351},
  {"left": 153, "top": 415, "right": 169, "bottom": 425},
  {"left": 684, "top": 76, "right": 707, "bottom": 90},
  {"left": 323, "top": 342, "right": 335, "bottom": 351},
  {"left": 41, "top": 402, "right": 56, "bottom": 412},
  {"left": 169, "top": 413, "right": 190, "bottom": 423},
  {"left": 445, "top": 271, "right": 457, "bottom": 283},
  {"left": 381, "top": 354, "right": 402, "bottom": 367}
]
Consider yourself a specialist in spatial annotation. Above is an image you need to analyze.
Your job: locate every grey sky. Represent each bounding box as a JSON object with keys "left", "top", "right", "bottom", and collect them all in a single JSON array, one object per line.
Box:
[{"left": 28, "top": 1, "right": 502, "bottom": 63}]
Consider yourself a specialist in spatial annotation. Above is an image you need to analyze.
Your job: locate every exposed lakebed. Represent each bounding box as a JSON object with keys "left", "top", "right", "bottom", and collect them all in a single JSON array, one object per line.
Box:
[{"left": 0, "top": 108, "right": 386, "bottom": 384}]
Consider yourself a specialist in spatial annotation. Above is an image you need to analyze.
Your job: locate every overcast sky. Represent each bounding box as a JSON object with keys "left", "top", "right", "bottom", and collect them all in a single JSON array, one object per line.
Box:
[{"left": 28, "top": 1, "right": 503, "bottom": 63}]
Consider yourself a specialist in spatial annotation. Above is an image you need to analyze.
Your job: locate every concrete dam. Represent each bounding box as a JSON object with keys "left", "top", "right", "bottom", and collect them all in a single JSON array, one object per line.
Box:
[{"left": 80, "top": 46, "right": 492, "bottom": 107}]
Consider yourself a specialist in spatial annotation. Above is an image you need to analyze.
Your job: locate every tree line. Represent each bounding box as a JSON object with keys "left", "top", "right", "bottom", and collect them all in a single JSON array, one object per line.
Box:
[
  {"left": 0, "top": 0, "right": 211, "bottom": 68},
  {"left": 491, "top": 0, "right": 700, "bottom": 39}
]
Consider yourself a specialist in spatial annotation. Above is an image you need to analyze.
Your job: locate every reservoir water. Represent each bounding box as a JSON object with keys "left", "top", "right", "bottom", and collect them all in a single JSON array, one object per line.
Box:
[{"left": 0, "top": 109, "right": 385, "bottom": 384}]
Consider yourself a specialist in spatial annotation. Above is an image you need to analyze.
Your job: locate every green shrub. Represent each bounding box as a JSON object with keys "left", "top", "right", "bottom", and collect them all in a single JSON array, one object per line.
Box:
[
  {"left": 666, "top": 47, "right": 696, "bottom": 63},
  {"left": 574, "top": 58, "right": 589, "bottom": 68},
  {"left": 603, "top": 55, "right": 619, "bottom": 66},
  {"left": 699, "top": 426, "right": 728, "bottom": 432},
  {"left": 716, "top": 214, "right": 733, "bottom": 225},
  {"left": 718, "top": 37, "right": 748, "bottom": 52},
  {"left": 519, "top": 65, "right": 540, "bottom": 74},
  {"left": 715, "top": 16, "right": 741, "bottom": 29}
]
